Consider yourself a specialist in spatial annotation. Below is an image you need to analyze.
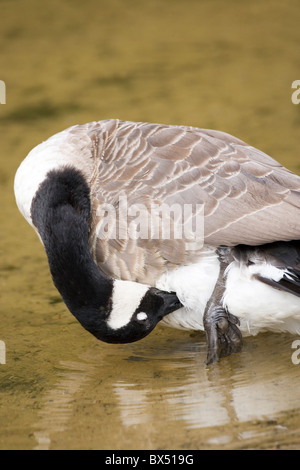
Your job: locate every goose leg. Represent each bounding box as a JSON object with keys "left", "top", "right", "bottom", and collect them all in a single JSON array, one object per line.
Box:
[
  {"left": 203, "top": 247, "right": 243, "bottom": 364},
  {"left": 203, "top": 304, "right": 243, "bottom": 364}
]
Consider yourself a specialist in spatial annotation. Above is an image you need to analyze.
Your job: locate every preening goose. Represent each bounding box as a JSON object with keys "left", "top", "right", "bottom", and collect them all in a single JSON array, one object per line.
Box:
[{"left": 14, "top": 119, "right": 300, "bottom": 364}]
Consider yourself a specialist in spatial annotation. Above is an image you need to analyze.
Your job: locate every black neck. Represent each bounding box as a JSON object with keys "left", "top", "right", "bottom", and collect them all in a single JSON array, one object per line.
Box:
[{"left": 31, "top": 167, "right": 113, "bottom": 334}]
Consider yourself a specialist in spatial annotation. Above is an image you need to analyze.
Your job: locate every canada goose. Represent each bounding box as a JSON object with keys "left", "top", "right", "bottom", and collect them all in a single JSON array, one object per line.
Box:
[{"left": 14, "top": 119, "right": 300, "bottom": 364}]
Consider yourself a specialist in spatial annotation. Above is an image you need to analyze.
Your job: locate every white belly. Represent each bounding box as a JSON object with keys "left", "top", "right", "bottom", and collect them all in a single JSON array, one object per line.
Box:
[
  {"left": 156, "top": 248, "right": 220, "bottom": 330},
  {"left": 223, "top": 262, "right": 300, "bottom": 336},
  {"left": 156, "top": 253, "right": 300, "bottom": 337}
]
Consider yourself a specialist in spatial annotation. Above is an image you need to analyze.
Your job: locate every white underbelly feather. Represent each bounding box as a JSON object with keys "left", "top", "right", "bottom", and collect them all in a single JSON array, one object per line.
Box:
[
  {"left": 223, "top": 262, "right": 300, "bottom": 336},
  {"left": 155, "top": 254, "right": 300, "bottom": 337},
  {"left": 156, "top": 249, "right": 220, "bottom": 331}
]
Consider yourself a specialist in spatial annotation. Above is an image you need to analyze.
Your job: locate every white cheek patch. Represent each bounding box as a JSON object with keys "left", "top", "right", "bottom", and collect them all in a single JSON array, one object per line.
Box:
[{"left": 107, "top": 280, "right": 149, "bottom": 330}]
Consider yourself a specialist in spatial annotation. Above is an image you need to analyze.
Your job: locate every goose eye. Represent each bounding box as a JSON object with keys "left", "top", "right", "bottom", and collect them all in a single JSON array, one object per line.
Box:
[{"left": 136, "top": 312, "right": 148, "bottom": 322}]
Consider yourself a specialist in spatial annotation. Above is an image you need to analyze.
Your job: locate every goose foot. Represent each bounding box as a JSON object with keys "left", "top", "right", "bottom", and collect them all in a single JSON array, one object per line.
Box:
[{"left": 203, "top": 305, "right": 243, "bottom": 365}]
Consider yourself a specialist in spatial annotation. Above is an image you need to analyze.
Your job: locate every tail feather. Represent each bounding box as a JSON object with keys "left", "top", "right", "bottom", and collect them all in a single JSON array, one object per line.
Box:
[
  {"left": 235, "top": 240, "right": 300, "bottom": 298},
  {"left": 255, "top": 271, "right": 300, "bottom": 298}
]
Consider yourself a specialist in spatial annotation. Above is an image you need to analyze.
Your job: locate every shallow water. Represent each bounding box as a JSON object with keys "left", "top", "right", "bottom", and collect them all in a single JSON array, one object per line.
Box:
[{"left": 1, "top": 0, "right": 300, "bottom": 450}]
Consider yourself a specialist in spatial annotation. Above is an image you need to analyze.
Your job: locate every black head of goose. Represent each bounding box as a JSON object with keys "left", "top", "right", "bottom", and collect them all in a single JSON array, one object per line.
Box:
[
  {"left": 14, "top": 119, "right": 300, "bottom": 364},
  {"left": 25, "top": 166, "right": 182, "bottom": 344}
]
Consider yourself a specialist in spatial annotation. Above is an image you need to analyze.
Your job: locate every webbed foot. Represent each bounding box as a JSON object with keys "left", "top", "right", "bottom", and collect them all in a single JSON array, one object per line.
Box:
[{"left": 203, "top": 305, "right": 243, "bottom": 365}]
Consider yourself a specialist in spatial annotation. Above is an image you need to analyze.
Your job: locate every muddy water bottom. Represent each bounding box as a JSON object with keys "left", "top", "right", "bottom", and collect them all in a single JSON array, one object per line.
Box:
[{"left": 1, "top": 323, "right": 299, "bottom": 450}]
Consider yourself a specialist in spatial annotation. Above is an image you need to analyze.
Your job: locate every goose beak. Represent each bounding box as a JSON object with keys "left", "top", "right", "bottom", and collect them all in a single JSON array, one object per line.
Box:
[{"left": 158, "top": 290, "right": 183, "bottom": 318}]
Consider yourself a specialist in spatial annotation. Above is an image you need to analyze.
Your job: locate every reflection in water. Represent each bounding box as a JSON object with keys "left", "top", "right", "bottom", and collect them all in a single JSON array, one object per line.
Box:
[
  {"left": 114, "top": 383, "right": 151, "bottom": 427},
  {"left": 232, "top": 376, "right": 300, "bottom": 423},
  {"left": 114, "top": 378, "right": 230, "bottom": 430},
  {"left": 27, "top": 329, "right": 300, "bottom": 449},
  {"left": 164, "top": 380, "right": 231, "bottom": 429},
  {"left": 88, "top": 331, "right": 300, "bottom": 448},
  {"left": 33, "top": 361, "right": 94, "bottom": 450}
]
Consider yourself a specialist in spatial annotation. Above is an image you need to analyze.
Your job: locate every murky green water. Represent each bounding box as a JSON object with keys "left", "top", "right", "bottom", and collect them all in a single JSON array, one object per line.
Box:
[{"left": 1, "top": 0, "right": 300, "bottom": 450}]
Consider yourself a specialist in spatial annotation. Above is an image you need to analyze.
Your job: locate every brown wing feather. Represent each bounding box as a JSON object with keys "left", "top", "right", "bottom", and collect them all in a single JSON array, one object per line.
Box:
[{"left": 69, "top": 120, "right": 300, "bottom": 283}]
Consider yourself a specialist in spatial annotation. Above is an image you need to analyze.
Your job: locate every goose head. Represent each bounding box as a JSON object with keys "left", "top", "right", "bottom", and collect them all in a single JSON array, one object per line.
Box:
[
  {"left": 89, "top": 283, "right": 182, "bottom": 344},
  {"left": 22, "top": 165, "right": 182, "bottom": 345}
]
